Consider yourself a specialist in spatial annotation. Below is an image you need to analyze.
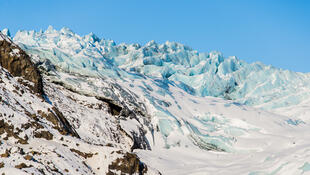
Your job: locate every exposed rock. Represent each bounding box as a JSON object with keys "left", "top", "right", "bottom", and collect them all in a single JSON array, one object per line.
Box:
[
  {"left": 130, "top": 128, "right": 151, "bottom": 151},
  {"left": 0, "top": 119, "right": 29, "bottom": 144},
  {"left": 0, "top": 33, "right": 43, "bottom": 94},
  {"left": 95, "top": 96, "right": 122, "bottom": 116},
  {"left": 15, "top": 162, "right": 32, "bottom": 169},
  {"left": 36, "top": 107, "right": 80, "bottom": 138},
  {"left": 0, "top": 149, "right": 10, "bottom": 158},
  {"left": 70, "top": 148, "right": 93, "bottom": 159},
  {"left": 0, "top": 162, "right": 4, "bottom": 168},
  {"left": 107, "top": 152, "right": 148, "bottom": 175},
  {"left": 50, "top": 107, "right": 80, "bottom": 138},
  {"left": 34, "top": 130, "right": 53, "bottom": 140},
  {"left": 24, "top": 154, "right": 33, "bottom": 160}
]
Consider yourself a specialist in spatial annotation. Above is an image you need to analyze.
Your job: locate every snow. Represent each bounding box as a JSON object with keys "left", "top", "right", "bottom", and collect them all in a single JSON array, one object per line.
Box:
[
  {"left": 0, "top": 33, "right": 9, "bottom": 42},
  {"left": 0, "top": 64, "right": 155, "bottom": 174},
  {"left": 9, "top": 48, "right": 20, "bottom": 56},
  {"left": 0, "top": 168, "right": 30, "bottom": 175},
  {"left": 1, "top": 28, "right": 11, "bottom": 37},
  {"left": 3, "top": 26, "right": 310, "bottom": 174}
]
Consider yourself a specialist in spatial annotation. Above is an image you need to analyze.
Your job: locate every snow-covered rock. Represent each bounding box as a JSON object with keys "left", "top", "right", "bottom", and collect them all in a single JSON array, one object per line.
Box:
[{"left": 0, "top": 33, "right": 159, "bottom": 174}]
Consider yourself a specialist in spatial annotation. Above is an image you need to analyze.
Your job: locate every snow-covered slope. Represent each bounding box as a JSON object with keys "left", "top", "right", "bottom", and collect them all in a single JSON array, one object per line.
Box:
[
  {"left": 1, "top": 26, "right": 310, "bottom": 174},
  {"left": 0, "top": 32, "right": 159, "bottom": 175}
]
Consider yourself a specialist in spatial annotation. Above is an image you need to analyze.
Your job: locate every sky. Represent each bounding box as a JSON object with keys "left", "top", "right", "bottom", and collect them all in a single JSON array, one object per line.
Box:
[{"left": 1, "top": 0, "right": 309, "bottom": 72}]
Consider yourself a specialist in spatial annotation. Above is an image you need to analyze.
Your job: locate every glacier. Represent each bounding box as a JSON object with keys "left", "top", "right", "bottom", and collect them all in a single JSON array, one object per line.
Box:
[
  {"left": 3, "top": 26, "right": 310, "bottom": 174},
  {"left": 11, "top": 26, "right": 310, "bottom": 112}
]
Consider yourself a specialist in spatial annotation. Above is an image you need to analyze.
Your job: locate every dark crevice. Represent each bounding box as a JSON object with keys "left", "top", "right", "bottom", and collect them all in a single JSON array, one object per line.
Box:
[{"left": 95, "top": 96, "right": 122, "bottom": 116}]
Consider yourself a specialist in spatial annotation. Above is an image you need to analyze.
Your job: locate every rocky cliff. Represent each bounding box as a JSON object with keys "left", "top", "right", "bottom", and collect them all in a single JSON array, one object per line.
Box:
[{"left": 0, "top": 33, "right": 43, "bottom": 94}]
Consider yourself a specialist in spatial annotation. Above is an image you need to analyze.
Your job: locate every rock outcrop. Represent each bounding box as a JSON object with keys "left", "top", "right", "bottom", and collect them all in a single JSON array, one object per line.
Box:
[
  {"left": 107, "top": 152, "right": 148, "bottom": 175},
  {"left": 0, "top": 33, "right": 43, "bottom": 94}
]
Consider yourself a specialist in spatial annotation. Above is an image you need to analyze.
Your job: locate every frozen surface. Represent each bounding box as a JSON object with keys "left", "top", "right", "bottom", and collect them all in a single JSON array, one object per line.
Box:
[
  {"left": 8, "top": 26, "right": 310, "bottom": 174},
  {"left": 13, "top": 26, "right": 310, "bottom": 113}
]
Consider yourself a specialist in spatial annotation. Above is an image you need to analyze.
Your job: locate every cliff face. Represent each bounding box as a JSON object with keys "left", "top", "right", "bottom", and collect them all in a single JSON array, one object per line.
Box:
[{"left": 0, "top": 33, "right": 43, "bottom": 94}]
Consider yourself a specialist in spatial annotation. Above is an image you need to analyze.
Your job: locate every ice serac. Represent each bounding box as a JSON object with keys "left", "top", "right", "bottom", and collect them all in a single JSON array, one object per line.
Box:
[{"left": 13, "top": 27, "right": 310, "bottom": 112}]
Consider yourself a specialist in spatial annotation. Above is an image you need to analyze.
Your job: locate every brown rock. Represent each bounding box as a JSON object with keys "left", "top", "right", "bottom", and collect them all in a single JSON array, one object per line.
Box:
[
  {"left": 15, "top": 163, "right": 32, "bottom": 169},
  {"left": 70, "top": 148, "right": 93, "bottom": 159},
  {"left": 0, "top": 150, "right": 10, "bottom": 158},
  {"left": 34, "top": 130, "right": 53, "bottom": 140},
  {"left": 24, "top": 155, "right": 33, "bottom": 160},
  {"left": 0, "top": 33, "right": 43, "bottom": 94},
  {"left": 0, "top": 162, "right": 4, "bottom": 168},
  {"left": 107, "top": 152, "right": 148, "bottom": 175}
]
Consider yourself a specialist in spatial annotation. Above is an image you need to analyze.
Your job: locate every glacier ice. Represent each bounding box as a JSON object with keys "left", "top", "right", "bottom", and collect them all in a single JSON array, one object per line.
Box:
[
  {"left": 12, "top": 26, "right": 310, "bottom": 113},
  {"left": 10, "top": 26, "right": 310, "bottom": 154}
]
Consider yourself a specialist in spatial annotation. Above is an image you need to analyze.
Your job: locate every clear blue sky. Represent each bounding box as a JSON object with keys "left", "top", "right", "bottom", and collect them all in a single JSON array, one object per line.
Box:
[{"left": 1, "top": 0, "right": 309, "bottom": 72}]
